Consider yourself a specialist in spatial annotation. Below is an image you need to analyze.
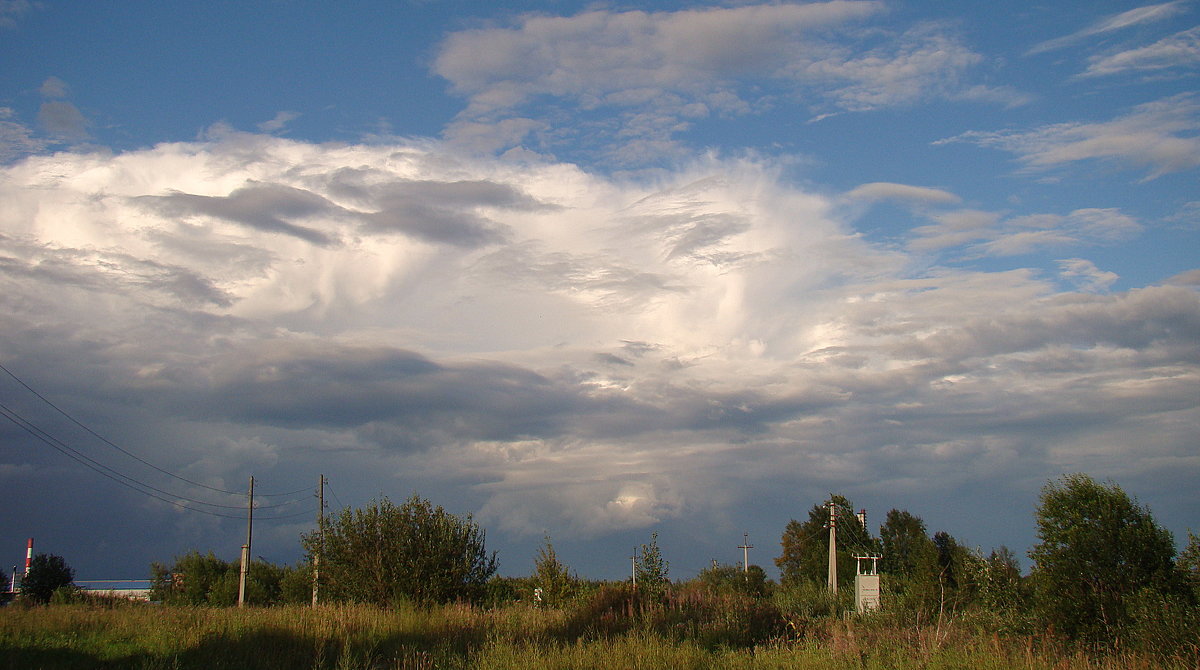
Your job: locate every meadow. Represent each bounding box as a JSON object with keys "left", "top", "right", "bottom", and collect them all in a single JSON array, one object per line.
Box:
[{"left": 1, "top": 595, "right": 1193, "bottom": 670}]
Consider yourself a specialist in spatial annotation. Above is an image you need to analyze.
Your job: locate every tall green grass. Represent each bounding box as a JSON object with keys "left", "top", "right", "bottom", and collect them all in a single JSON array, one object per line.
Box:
[{"left": 1, "top": 598, "right": 1193, "bottom": 670}]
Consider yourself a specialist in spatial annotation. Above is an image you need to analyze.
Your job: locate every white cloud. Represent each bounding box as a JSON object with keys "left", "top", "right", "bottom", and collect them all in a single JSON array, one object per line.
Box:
[
  {"left": 1081, "top": 25, "right": 1200, "bottom": 77},
  {"left": 937, "top": 94, "right": 1200, "bottom": 179},
  {"left": 433, "top": 3, "right": 1000, "bottom": 161},
  {"left": 1028, "top": 2, "right": 1189, "bottom": 55},
  {"left": 796, "top": 23, "right": 985, "bottom": 111},
  {"left": 846, "top": 181, "right": 960, "bottom": 204},
  {"left": 0, "top": 108, "right": 46, "bottom": 162},
  {"left": 39, "top": 76, "right": 69, "bottom": 99},
  {"left": 1057, "top": 258, "right": 1119, "bottom": 293},
  {"left": 0, "top": 134, "right": 1195, "bottom": 560},
  {"left": 908, "top": 207, "right": 1142, "bottom": 257},
  {"left": 257, "top": 111, "right": 300, "bottom": 133}
]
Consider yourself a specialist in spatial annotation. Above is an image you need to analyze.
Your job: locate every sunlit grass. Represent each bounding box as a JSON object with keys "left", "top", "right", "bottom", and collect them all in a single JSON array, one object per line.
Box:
[{"left": 1, "top": 601, "right": 1194, "bottom": 670}]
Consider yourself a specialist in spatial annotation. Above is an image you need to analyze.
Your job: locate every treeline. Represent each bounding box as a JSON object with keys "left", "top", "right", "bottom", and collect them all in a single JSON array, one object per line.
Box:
[{"left": 22, "top": 474, "right": 1197, "bottom": 660}]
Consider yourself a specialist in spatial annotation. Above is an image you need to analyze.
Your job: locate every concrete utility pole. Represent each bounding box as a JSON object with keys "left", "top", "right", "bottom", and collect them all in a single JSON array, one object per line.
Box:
[
  {"left": 827, "top": 499, "right": 838, "bottom": 594},
  {"left": 738, "top": 532, "right": 754, "bottom": 573},
  {"left": 631, "top": 547, "right": 638, "bottom": 587},
  {"left": 313, "top": 474, "right": 325, "bottom": 607},
  {"left": 238, "top": 476, "right": 254, "bottom": 608}
]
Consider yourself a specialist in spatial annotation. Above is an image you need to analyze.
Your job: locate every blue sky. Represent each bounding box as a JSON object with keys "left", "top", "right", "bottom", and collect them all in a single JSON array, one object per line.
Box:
[{"left": 0, "top": 0, "right": 1197, "bottom": 583}]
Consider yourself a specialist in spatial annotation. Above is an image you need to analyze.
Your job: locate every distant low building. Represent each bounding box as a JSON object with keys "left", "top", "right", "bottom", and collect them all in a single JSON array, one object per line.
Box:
[{"left": 75, "top": 580, "right": 152, "bottom": 601}]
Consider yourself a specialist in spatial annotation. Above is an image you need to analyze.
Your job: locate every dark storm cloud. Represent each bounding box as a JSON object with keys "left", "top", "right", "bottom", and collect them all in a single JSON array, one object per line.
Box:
[
  {"left": 189, "top": 345, "right": 605, "bottom": 443},
  {"left": 135, "top": 183, "right": 338, "bottom": 246},
  {"left": 150, "top": 340, "right": 835, "bottom": 454},
  {"left": 0, "top": 236, "right": 233, "bottom": 307},
  {"left": 325, "top": 169, "right": 549, "bottom": 247},
  {"left": 888, "top": 286, "right": 1200, "bottom": 362}
]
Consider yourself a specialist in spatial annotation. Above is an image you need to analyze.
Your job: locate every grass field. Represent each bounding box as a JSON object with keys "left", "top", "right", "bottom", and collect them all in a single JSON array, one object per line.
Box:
[{"left": 1, "top": 600, "right": 1192, "bottom": 670}]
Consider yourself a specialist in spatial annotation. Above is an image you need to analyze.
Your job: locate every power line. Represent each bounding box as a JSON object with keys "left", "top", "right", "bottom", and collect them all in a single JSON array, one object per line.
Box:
[
  {"left": 0, "top": 361, "right": 304, "bottom": 498},
  {"left": 0, "top": 402, "right": 312, "bottom": 520}
]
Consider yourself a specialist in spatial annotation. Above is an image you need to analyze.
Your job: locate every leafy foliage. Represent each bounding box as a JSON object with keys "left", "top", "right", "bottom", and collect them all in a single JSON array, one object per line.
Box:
[
  {"left": 531, "top": 535, "right": 576, "bottom": 607},
  {"left": 635, "top": 532, "right": 670, "bottom": 599},
  {"left": 151, "top": 551, "right": 233, "bottom": 605},
  {"left": 302, "top": 494, "right": 497, "bottom": 606},
  {"left": 1028, "top": 473, "right": 1178, "bottom": 648},
  {"left": 19, "top": 553, "right": 74, "bottom": 604},
  {"left": 879, "top": 509, "right": 936, "bottom": 579},
  {"left": 775, "top": 495, "right": 877, "bottom": 587},
  {"left": 1177, "top": 530, "right": 1200, "bottom": 600},
  {"left": 696, "top": 562, "right": 771, "bottom": 598},
  {"left": 150, "top": 550, "right": 303, "bottom": 606}
]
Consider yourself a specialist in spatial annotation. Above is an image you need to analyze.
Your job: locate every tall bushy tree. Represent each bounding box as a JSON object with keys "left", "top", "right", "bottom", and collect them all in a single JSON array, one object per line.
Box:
[
  {"left": 302, "top": 494, "right": 497, "bottom": 606},
  {"left": 20, "top": 553, "right": 73, "bottom": 604},
  {"left": 1028, "top": 474, "right": 1177, "bottom": 648},
  {"left": 879, "top": 509, "right": 936, "bottom": 579},
  {"left": 150, "top": 551, "right": 233, "bottom": 605},
  {"left": 635, "top": 532, "right": 670, "bottom": 600},
  {"left": 1178, "top": 531, "right": 1200, "bottom": 601},
  {"left": 697, "top": 562, "right": 771, "bottom": 598},
  {"left": 776, "top": 495, "right": 877, "bottom": 588},
  {"left": 979, "top": 545, "right": 1025, "bottom": 613},
  {"left": 532, "top": 535, "right": 575, "bottom": 607},
  {"left": 150, "top": 551, "right": 286, "bottom": 606}
]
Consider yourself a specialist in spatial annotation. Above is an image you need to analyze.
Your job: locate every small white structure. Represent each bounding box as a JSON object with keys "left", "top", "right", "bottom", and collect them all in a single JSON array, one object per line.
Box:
[
  {"left": 75, "top": 580, "right": 152, "bottom": 601},
  {"left": 854, "top": 555, "right": 881, "bottom": 613}
]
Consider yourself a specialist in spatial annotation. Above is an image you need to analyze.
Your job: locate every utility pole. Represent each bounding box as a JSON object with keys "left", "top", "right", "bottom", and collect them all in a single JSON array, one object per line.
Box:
[
  {"left": 238, "top": 476, "right": 254, "bottom": 608},
  {"left": 312, "top": 474, "right": 325, "bottom": 607},
  {"left": 738, "top": 532, "right": 754, "bottom": 573},
  {"left": 631, "top": 547, "right": 638, "bottom": 588},
  {"left": 827, "top": 499, "right": 838, "bottom": 594}
]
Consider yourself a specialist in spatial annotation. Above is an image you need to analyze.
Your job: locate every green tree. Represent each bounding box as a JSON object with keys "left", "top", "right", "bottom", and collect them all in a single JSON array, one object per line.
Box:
[
  {"left": 150, "top": 551, "right": 289, "bottom": 606},
  {"left": 208, "top": 559, "right": 286, "bottom": 606},
  {"left": 1028, "top": 473, "right": 1178, "bottom": 648},
  {"left": 20, "top": 553, "right": 74, "bottom": 605},
  {"left": 150, "top": 550, "right": 235, "bottom": 605},
  {"left": 879, "top": 509, "right": 936, "bottom": 579},
  {"left": 1178, "top": 530, "right": 1200, "bottom": 601},
  {"left": 635, "top": 532, "right": 670, "bottom": 598},
  {"left": 775, "top": 495, "right": 877, "bottom": 588},
  {"left": 697, "top": 562, "right": 771, "bottom": 598},
  {"left": 302, "top": 494, "right": 497, "bottom": 606},
  {"left": 531, "top": 535, "right": 575, "bottom": 607},
  {"left": 278, "top": 562, "right": 315, "bottom": 605},
  {"left": 979, "top": 545, "right": 1025, "bottom": 613}
]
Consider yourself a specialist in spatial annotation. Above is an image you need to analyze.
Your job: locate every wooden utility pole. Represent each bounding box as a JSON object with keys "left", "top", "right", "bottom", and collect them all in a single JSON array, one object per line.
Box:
[
  {"left": 238, "top": 476, "right": 254, "bottom": 607},
  {"left": 827, "top": 499, "right": 838, "bottom": 594},
  {"left": 312, "top": 474, "right": 325, "bottom": 607},
  {"left": 738, "top": 532, "right": 754, "bottom": 573}
]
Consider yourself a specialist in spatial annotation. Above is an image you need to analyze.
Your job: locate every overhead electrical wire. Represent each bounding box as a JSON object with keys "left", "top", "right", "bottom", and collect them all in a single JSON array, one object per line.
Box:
[
  {"left": 0, "top": 360, "right": 309, "bottom": 498},
  {"left": 0, "top": 365, "right": 317, "bottom": 520},
  {"left": 0, "top": 401, "right": 311, "bottom": 519},
  {"left": 2, "top": 402, "right": 246, "bottom": 519}
]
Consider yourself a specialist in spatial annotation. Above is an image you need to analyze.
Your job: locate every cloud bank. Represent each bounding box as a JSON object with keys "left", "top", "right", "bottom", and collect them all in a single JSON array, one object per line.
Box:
[{"left": 1, "top": 133, "right": 1196, "bottom": 573}]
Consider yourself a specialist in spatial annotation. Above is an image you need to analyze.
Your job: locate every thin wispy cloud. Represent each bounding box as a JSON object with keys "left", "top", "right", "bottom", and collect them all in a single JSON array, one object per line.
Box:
[
  {"left": 1027, "top": 1, "right": 1189, "bottom": 55},
  {"left": 434, "top": 3, "right": 1011, "bottom": 163},
  {"left": 936, "top": 94, "right": 1200, "bottom": 179},
  {"left": 846, "top": 182, "right": 961, "bottom": 204},
  {"left": 1081, "top": 25, "right": 1200, "bottom": 78}
]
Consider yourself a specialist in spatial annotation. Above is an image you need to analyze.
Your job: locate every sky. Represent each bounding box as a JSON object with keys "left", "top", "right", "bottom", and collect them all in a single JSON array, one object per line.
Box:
[{"left": 0, "top": 0, "right": 1197, "bottom": 584}]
